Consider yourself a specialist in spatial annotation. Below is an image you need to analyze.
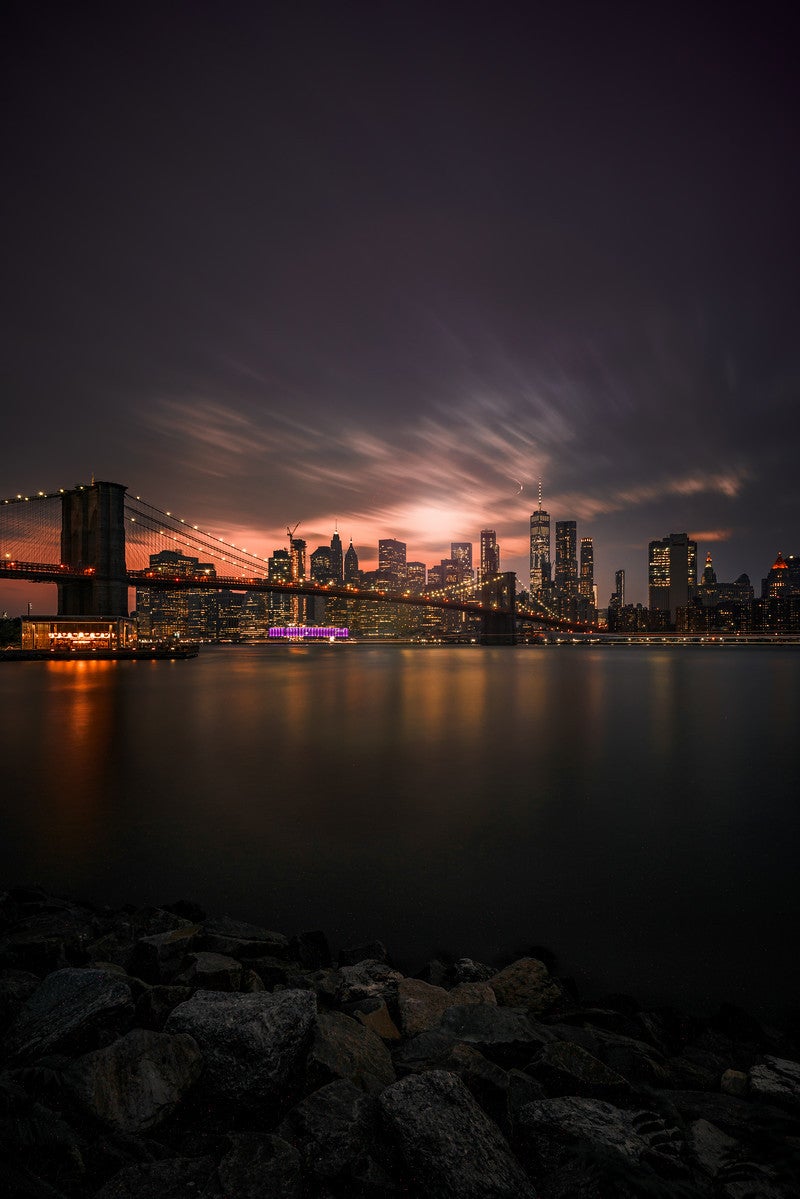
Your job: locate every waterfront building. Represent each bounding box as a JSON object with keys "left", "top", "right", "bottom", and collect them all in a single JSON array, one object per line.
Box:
[
  {"left": 406, "top": 561, "right": 427, "bottom": 593},
  {"left": 579, "top": 537, "right": 594, "bottom": 602},
  {"left": 268, "top": 548, "right": 293, "bottom": 625},
  {"left": 378, "top": 538, "right": 406, "bottom": 586},
  {"left": 344, "top": 539, "right": 360, "bottom": 585},
  {"left": 648, "top": 533, "right": 697, "bottom": 621},
  {"left": 329, "top": 527, "right": 343, "bottom": 583},
  {"left": 555, "top": 521, "right": 578, "bottom": 595},
  {"left": 450, "top": 542, "right": 473, "bottom": 583},
  {"left": 135, "top": 549, "right": 218, "bottom": 641},
  {"left": 615, "top": 569, "right": 625, "bottom": 607},
  {"left": 529, "top": 482, "right": 550, "bottom": 592},
  {"left": 479, "top": 530, "right": 500, "bottom": 584}
]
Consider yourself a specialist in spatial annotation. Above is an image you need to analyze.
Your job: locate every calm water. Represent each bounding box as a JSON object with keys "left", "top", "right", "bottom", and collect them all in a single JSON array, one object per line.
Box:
[{"left": 1, "top": 645, "right": 799, "bottom": 1019}]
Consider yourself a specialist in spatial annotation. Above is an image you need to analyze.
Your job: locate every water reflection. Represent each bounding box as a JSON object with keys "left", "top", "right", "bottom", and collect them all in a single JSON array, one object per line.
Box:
[{"left": 1, "top": 646, "right": 798, "bottom": 1017}]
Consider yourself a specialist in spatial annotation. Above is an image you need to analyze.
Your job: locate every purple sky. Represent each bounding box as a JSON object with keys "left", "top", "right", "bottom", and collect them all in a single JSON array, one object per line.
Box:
[{"left": 2, "top": 2, "right": 799, "bottom": 613}]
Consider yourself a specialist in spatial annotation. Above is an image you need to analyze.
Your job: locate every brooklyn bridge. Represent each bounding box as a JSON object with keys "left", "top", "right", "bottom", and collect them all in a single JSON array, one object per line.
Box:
[{"left": 0, "top": 479, "right": 590, "bottom": 643}]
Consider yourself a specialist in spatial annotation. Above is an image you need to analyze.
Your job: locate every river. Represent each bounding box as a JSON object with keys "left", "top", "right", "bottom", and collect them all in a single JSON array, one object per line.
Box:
[{"left": 1, "top": 644, "right": 798, "bottom": 1019}]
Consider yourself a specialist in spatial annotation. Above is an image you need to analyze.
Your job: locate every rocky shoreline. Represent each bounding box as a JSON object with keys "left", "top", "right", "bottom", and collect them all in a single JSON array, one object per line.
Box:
[{"left": 2, "top": 888, "right": 798, "bottom": 1198}]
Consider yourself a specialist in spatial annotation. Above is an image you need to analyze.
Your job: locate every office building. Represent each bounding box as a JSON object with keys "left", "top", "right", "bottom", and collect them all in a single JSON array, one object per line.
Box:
[
  {"left": 615, "top": 569, "right": 625, "bottom": 607},
  {"left": 579, "top": 537, "right": 594, "bottom": 602},
  {"left": 329, "top": 527, "right": 343, "bottom": 582},
  {"left": 378, "top": 538, "right": 407, "bottom": 586},
  {"left": 555, "top": 521, "right": 578, "bottom": 595},
  {"left": 648, "top": 533, "right": 697, "bottom": 620},
  {"left": 529, "top": 482, "right": 550, "bottom": 592},
  {"left": 479, "top": 530, "right": 500, "bottom": 583},
  {"left": 344, "top": 539, "right": 360, "bottom": 585},
  {"left": 450, "top": 542, "right": 473, "bottom": 583}
]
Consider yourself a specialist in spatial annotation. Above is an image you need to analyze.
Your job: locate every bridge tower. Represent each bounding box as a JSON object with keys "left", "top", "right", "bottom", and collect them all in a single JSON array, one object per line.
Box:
[
  {"left": 479, "top": 571, "right": 517, "bottom": 645},
  {"left": 58, "top": 481, "right": 128, "bottom": 617}
]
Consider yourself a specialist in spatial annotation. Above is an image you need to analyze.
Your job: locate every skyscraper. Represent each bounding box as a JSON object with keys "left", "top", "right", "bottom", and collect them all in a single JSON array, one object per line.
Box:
[
  {"left": 555, "top": 521, "right": 578, "bottom": 595},
  {"left": 344, "top": 539, "right": 360, "bottom": 584},
  {"left": 614, "top": 569, "right": 625, "bottom": 607},
  {"left": 378, "top": 538, "right": 407, "bottom": 585},
  {"left": 329, "top": 526, "right": 343, "bottom": 583},
  {"left": 479, "top": 529, "right": 500, "bottom": 583},
  {"left": 529, "top": 481, "right": 550, "bottom": 592},
  {"left": 579, "top": 537, "right": 594, "bottom": 602},
  {"left": 648, "top": 533, "right": 697, "bottom": 620},
  {"left": 450, "top": 542, "right": 473, "bottom": 582}
]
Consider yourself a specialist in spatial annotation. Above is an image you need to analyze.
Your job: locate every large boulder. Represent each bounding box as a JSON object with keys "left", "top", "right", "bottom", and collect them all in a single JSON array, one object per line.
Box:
[
  {"left": 164, "top": 988, "right": 316, "bottom": 1106},
  {"left": 518, "top": 1096, "right": 686, "bottom": 1180},
  {"left": 439, "top": 1003, "right": 552, "bottom": 1064},
  {"left": 279, "top": 1079, "right": 377, "bottom": 1180},
  {"left": 4, "top": 968, "right": 134, "bottom": 1061},
  {"left": 93, "top": 1157, "right": 218, "bottom": 1198},
  {"left": 379, "top": 1069, "right": 535, "bottom": 1198},
  {"left": 174, "top": 952, "right": 242, "bottom": 992},
  {"left": 306, "top": 1009, "right": 396, "bottom": 1094},
  {"left": 130, "top": 925, "right": 199, "bottom": 984},
  {"left": 526, "top": 1039, "right": 633, "bottom": 1101},
  {"left": 488, "top": 957, "right": 563, "bottom": 1014},
  {"left": 396, "top": 977, "right": 452, "bottom": 1037},
  {"left": 749, "top": 1055, "right": 800, "bottom": 1109},
  {"left": 338, "top": 960, "right": 404, "bottom": 1006},
  {"left": 195, "top": 916, "right": 290, "bottom": 960},
  {"left": 65, "top": 1027, "right": 202, "bottom": 1133},
  {"left": 215, "top": 1133, "right": 302, "bottom": 1198},
  {"left": 0, "top": 907, "right": 97, "bottom": 975}
]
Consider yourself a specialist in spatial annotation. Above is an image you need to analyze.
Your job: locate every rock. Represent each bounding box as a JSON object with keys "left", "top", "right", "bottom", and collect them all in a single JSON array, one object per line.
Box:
[
  {"left": 488, "top": 957, "right": 563, "bottom": 1014},
  {"left": 527, "top": 1038, "right": 633, "bottom": 1101},
  {"left": 379, "top": 1069, "right": 535, "bottom": 1198},
  {"left": 65, "top": 1027, "right": 202, "bottom": 1132},
  {"left": 749, "top": 1055, "right": 800, "bottom": 1108},
  {"left": 164, "top": 988, "right": 316, "bottom": 1106},
  {"left": 306, "top": 1010, "right": 396, "bottom": 1095},
  {"left": 196, "top": 916, "right": 290, "bottom": 960},
  {"left": 4, "top": 968, "right": 134, "bottom": 1061},
  {"left": 338, "top": 960, "right": 404, "bottom": 1006},
  {"left": 666, "top": 1049, "right": 726, "bottom": 1090},
  {"left": 0, "top": 968, "right": 41, "bottom": 1030},
  {"left": 353, "top": 999, "right": 401, "bottom": 1041},
  {"left": 240, "top": 968, "right": 265, "bottom": 992},
  {"left": 664, "top": 1087, "right": 794, "bottom": 1139},
  {"left": 449, "top": 980, "right": 496, "bottom": 1006},
  {"left": 289, "top": 930, "right": 332, "bottom": 970},
  {"left": 246, "top": 955, "right": 298, "bottom": 989},
  {"left": 518, "top": 1096, "right": 686, "bottom": 1179},
  {"left": 215, "top": 1133, "right": 302, "bottom": 1198},
  {"left": 550, "top": 1022, "right": 671, "bottom": 1086},
  {"left": 279, "top": 1079, "right": 377, "bottom": 1179},
  {"left": 0, "top": 908, "right": 96, "bottom": 974},
  {"left": 338, "top": 940, "right": 389, "bottom": 966},
  {"left": 439, "top": 1003, "right": 552, "bottom": 1063},
  {"left": 135, "top": 984, "right": 193, "bottom": 1030},
  {"left": 130, "top": 925, "right": 199, "bottom": 983},
  {"left": 445, "top": 1042, "right": 512, "bottom": 1128},
  {"left": 396, "top": 977, "right": 452, "bottom": 1037},
  {"left": 721, "top": 1067, "right": 749, "bottom": 1096},
  {"left": 174, "top": 952, "right": 243, "bottom": 992},
  {"left": 93, "top": 1157, "right": 218, "bottom": 1198},
  {"left": 687, "top": 1117, "right": 738, "bottom": 1177},
  {"left": 451, "top": 957, "right": 494, "bottom": 984}
]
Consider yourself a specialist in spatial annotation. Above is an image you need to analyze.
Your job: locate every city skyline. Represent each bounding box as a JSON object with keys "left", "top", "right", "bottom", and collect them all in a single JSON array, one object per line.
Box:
[{"left": 2, "top": 6, "right": 799, "bottom": 612}]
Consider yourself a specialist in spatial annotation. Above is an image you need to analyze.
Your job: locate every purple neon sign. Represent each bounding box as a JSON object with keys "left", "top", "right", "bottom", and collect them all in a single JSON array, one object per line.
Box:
[{"left": 268, "top": 626, "right": 349, "bottom": 639}]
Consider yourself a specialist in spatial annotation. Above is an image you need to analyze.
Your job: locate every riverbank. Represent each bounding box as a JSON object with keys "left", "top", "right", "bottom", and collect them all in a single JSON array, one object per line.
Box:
[
  {"left": 2, "top": 888, "right": 799, "bottom": 1197},
  {"left": 0, "top": 644, "right": 199, "bottom": 662}
]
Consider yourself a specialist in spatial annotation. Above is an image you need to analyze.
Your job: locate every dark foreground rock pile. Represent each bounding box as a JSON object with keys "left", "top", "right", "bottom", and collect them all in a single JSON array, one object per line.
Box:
[{"left": 2, "top": 888, "right": 799, "bottom": 1198}]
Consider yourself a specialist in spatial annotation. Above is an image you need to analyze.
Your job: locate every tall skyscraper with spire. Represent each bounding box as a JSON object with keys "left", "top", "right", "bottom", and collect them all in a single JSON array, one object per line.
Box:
[
  {"left": 344, "top": 539, "right": 360, "bottom": 584},
  {"left": 529, "top": 480, "right": 550, "bottom": 593},
  {"left": 330, "top": 524, "right": 343, "bottom": 583}
]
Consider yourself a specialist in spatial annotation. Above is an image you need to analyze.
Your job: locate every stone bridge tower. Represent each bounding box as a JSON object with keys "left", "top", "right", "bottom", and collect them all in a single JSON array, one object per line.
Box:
[{"left": 58, "top": 481, "right": 128, "bottom": 617}]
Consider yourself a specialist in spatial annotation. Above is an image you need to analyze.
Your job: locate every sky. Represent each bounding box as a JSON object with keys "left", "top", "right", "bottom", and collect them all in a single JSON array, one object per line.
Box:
[{"left": 2, "top": 1, "right": 799, "bottom": 614}]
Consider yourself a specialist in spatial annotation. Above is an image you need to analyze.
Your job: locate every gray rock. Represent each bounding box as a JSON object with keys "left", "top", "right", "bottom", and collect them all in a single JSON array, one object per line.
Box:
[
  {"left": 164, "top": 988, "right": 316, "bottom": 1106},
  {"left": 451, "top": 957, "right": 494, "bottom": 984},
  {"left": 527, "top": 1038, "right": 633, "bottom": 1101},
  {"left": 439, "top": 1003, "right": 552, "bottom": 1063},
  {"left": 279, "top": 1079, "right": 376, "bottom": 1179},
  {"left": 65, "top": 1027, "right": 202, "bottom": 1133},
  {"left": 720, "top": 1067, "right": 748, "bottom": 1096},
  {"left": 488, "top": 957, "right": 563, "bottom": 1014},
  {"left": 0, "top": 909, "right": 96, "bottom": 974},
  {"left": 396, "top": 977, "right": 452, "bottom": 1036},
  {"left": 215, "top": 1133, "right": 302, "bottom": 1198},
  {"left": 550, "top": 1022, "right": 670, "bottom": 1086},
  {"left": 338, "top": 959, "right": 404, "bottom": 1005},
  {"left": 135, "top": 984, "right": 193, "bottom": 1030},
  {"left": 196, "top": 916, "right": 290, "bottom": 960},
  {"left": 246, "top": 954, "right": 298, "bottom": 989},
  {"left": 130, "top": 925, "right": 200, "bottom": 983},
  {"left": 174, "top": 952, "right": 242, "bottom": 992},
  {"left": 518, "top": 1096, "right": 686, "bottom": 1179},
  {"left": 4, "top": 968, "right": 134, "bottom": 1061},
  {"left": 379, "top": 1069, "right": 535, "bottom": 1198},
  {"left": 353, "top": 999, "right": 401, "bottom": 1042},
  {"left": 94, "top": 1157, "right": 218, "bottom": 1198},
  {"left": 687, "top": 1117, "right": 738, "bottom": 1178},
  {"left": 392, "top": 1025, "right": 459, "bottom": 1071},
  {"left": 749, "top": 1054, "right": 800, "bottom": 1108},
  {"left": 449, "top": 980, "right": 496, "bottom": 1006},
  {"left": 306, "top": 1009, "right": 396, "bottom": 1095},
  {"left": 0, "top": 968, "right": 40, "bottom": 1029}
]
